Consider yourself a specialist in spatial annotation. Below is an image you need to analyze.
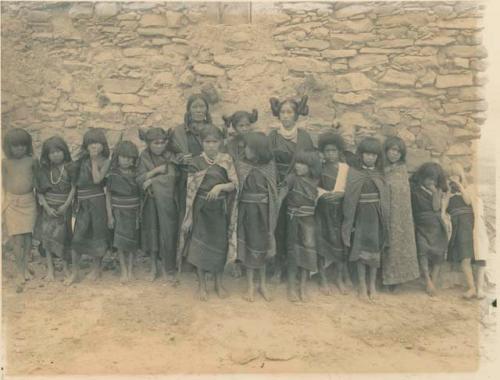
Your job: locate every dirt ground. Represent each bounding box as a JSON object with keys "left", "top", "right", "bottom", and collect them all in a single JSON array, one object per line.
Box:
[{"left": 1, "top": 252, "right": 496, "bottom": 376}]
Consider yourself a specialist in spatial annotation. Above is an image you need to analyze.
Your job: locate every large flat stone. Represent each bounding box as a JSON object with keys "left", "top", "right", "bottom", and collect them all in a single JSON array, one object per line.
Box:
[
  {"left": 380, "top": 69, "right": 417, "bottom": 87},
  {"left": 106, "top": 93, "right": 140, "bottom": 104},
  {"left": 368, "top": 39, "right": 414, "bottom": 48},
  {"left": 435, "top": 74, "right": 474, "bottom": 88},
  {"left": 443, "top": 101, "right": 487, "bottom": 114},
  {"left": 335, "top": 72, "right": 376, "bottom": 92},
  {"left": 285, "top": 57, "right": 330, "bottom": 73},
  {"left": 437, "top": 18, "right": 482, "bottom": 29},
  {"left": 321, "top": 49, "right": 358, "bottom": 59},
  {"left": 349, "top": 54, "right": 388, "bottom": 69},
  {"left": 332, "top": 91, "right": 372, "bottom": 105},
  {"left": 415, "top": 36, "right": 455, "bottom": 46},
  {"left": 122, "top": 105, "right": 153, "bottom": 114},
  {"left": 334, "top": 5, "right": 373, "bottom": 19},
  {"left": 193, "top": 64, "right": 225, "bottom": 77},
  {"left": 393, "top": 55, "right": 439, "bottom": 67},
  {"left": 444, "top": 45, "right": 487, "bottom": 58},
  {"left": 140, "top": 14, "right": 167, "bottom": 27},
  {"left": 69, "top": 3, "right": 94, "bottom": 18},
  {"left": 95, "top": 2, "right": 119, "bottom": 18},
  {"left": 378, "top": 12, "right": 432, "bottom": 27},
  {"left": 137, "top": 28, "right": 176, "bottom": 37},
  {"left": 378, "top": 97, "right": 424, "bottom": 109},
  {"left": 330, "top": 19, "right": 374, "bottom": 33},
  {"left": 102, "top": 79, "right": 143, "bottom": 94}
]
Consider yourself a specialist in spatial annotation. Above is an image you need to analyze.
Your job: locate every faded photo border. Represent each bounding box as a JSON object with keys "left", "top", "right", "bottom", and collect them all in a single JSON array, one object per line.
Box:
[{"left": 0, "top": 0, "right": 498, "bottom": 379}]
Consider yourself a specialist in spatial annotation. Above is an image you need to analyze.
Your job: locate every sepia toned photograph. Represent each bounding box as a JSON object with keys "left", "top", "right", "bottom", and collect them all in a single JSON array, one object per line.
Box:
[{"left": 1, "top": 0, "right": 497, "bottom": 377}]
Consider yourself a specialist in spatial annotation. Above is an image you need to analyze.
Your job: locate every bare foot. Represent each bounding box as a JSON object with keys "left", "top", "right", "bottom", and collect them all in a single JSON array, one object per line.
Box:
[
  {"left": 230, "top": 263, "right": 242, "bottom": 278},
  {"left": 147, "top": 270, "right": 157, "bottom": 282},
  {"left": 244, "top": 290, "right": 255, "bottom": 302},
  {"left": 358, "top": 288, "right": 369, "bottom": 302},
  {"left": 299, "top": 287, "right": 310, "bottom": 302},
  {"left": 86, "top": 269, "right": 100, "bottom": 281},
  {"left": 320, "top": 284, "right": 332, "bottom": 296},
  {"left": 337, "top": 280, "right": 348, "bottom": 295},
  {"left": 198, "top": 287, "right": 208, "bottom": 302},
  {"left": 46, "top": 272, "right": 55, "bottom": 282},
  {"left": 476, "top": 289, "right": 486, "bottom": 300},
  {"left": 426, "top": 282, "right": 437, "bottom": 297},
  {"left": 369, "top": 289, "right": 378, "bottom": 302},
  {"left": 215, "top": 284, "right": 229, "bottom": 299},
  {"left": 259, "top": 286, "right": 272, "bottom": 302},
  {"left": 64, "top": 272, "right": 78, "bottom": 286},
  {"left": 16, "top": 284, "right": 24, "bottom": 293},
  {"left": 287, "top": 288, "right": 299, "bottom": 303},
  {"left": 120, "top": 273, "right": 128, "bottom": 284},
  {"left": 128, "top": 272, "right": 135, "bottom": 282},
  {"left": 462, "top": 288, "right": 476, "bottom": 300},
  {"left": 24, "top": 270, "right": 34, "bottom": 281}
]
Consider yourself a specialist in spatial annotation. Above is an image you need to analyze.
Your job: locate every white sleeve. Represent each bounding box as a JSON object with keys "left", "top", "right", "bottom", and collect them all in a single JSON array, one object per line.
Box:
[{"left": 333, "top": 163, "right": 348, "bottom": 193}]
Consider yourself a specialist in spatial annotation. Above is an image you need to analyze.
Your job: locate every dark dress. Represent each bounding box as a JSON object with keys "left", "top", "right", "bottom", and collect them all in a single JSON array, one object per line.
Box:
[
  {"left": 446, "top": 192, "right": 475, "bottom": 263},
  {"left": 72, "top": 158, "right": 109, "bottom": 256},
  {"left": 237, "top": 167, "right": 270, "bottom": 269},
  {"left": 286, "top": 175, "right": 318, "bottom": 272},
  {"left": 137, "top": 149, "right": 179, "bottom": 271},
  {"left": 316, "top": 163, "right": 346, "bottom": 265},
  {"left": 411, "top": 186, "right": 448, "bottom": 264},
  {"left": 225, "top": 136, "right": 246, "bottom": 162},
  {"left": 349, "top": 176, "right": 384, "bottom": 268},
  {"left": 186, "top": 157, "right": 231, "bottom": 273},
  {"left": 34, "top": 163, "right": 75, "bottom": 259},
  {"left": 108, "top": 168, "right": 140, "bottom": 252}
]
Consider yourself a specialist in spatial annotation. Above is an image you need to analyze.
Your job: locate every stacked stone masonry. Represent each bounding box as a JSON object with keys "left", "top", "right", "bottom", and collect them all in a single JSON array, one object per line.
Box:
[{"left": 1, "top": 1, "right": 487, "bottom": 174}]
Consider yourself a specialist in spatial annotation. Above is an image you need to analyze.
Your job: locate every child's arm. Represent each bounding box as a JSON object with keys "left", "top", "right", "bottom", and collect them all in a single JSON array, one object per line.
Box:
[
  {"left": 205, "top": 182, "right": 236, "bottom": 201},
  {"left": 105, "top": 187, "right": 114, "bottom": 229},
  {"left": 431, "top": 186, "right": 442, "bottom": 212},
  {"left": 91, "top": 157, "right": 111, "bottom": 184},
  {"left": 38, "top": 193, "right": 58, "bottom": 217},
  {"left": 56, "top": 185, "right": 76, "bottom": 216}
]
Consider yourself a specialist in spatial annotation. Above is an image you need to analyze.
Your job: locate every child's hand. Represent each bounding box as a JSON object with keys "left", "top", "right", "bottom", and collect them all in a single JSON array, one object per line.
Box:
[
  {"left": 157, "top": 164, "right": 167, "bottom": 174},
  {"left": 321, "top": 192, "right": 342, "bottom": 202},
  {"left": 206, "top": 184, "right": 222, "bottom": 201},
  {"left": 182, "top": 223, "right": 192, "bottom": 235},
  {"left": 428, "top": 183, "right": 438, "bottom": 193},
  {"left": 108, "top": 215, "right": 114, "bottom": 229},
  {"left": 56, "top": 204, "right": 69, "bottom": 216},
  {"left": 180, "top": 154, "right": 193, "bottom": 165},
  {"left": 143, "top": 178, "right": 153, "bottom": 190},
  {"left": 44, "top": 205, "right": 58, "bottom": 218}
]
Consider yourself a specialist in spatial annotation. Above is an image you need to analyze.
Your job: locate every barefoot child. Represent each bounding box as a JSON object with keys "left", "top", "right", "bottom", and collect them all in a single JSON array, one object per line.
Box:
[
  {"left": 68, "top": 129, "right": 111, "bottom": 284},
  {"left": 2, "top": 128, "right": 38, "bottom": 291},
  {"left": 316, "top": 132, "right": 349, "bottom": 295},
  {"left": 281, "top": 151, "right": 323, "bottom": 302},
  {"left": 444, "top": 162, "right": 488, "bottom": 299},
  {"left": 382, "top": 136, "right": 420, "bottom": 290},
  {"left": 411, "top": 162, "right": 449, "bottom": 297},
  {"left": 235, "top": 132, "right": 279, "bottom": 302},
  {"left": 223, "top": 109, "right": 259, "bottom": 161},
  {"left": 106, "top": 140, "right": 141, "bottom": 283},
  {"left": 35, "top": 136, "right": 75, "bottom": 282},
  {"left": 137, "top": 127, "right": 179, "bottom": 283},
  {"left": 342, "top": 137, "right": 390, "bottom": 301},
  {"left": 178, "top": 125, "right": 238, "bottom": 301}
]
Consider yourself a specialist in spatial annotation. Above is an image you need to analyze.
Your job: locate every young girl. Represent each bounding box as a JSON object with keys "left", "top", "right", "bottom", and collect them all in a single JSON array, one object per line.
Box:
[
  {"left": 137, "top": 127, "right": 179, "bottom": 282},
  {"left": 68, "top": 128, "right": 111, "bottom": 285},
  {"left": 35, "top": 136, "right": 75, "bottom": 282},
  {"left": 106, "top": 140, "right": 141, "bottom": 283},
  {"left": 445, "top": 162, "right": 488, "bottom": 299},
  {"left": 178, "top": 125, "right": 239, "bottom": 301},
  {"left": 222, "top": 109, "right": 259, "bottom": 161},
  {"left": 235, "top": 132, "right": 279, "bottom": 302},
  {"left": 382, "top": 136, "right": 420, "bottom": 289},
  {"left": 282, "top": 151, "right": 323, "bottom": 302},
  {"left": 2, "top": 128, "right": 38, "bottom": 292},
  {"left": 411, "top": 162, "right": 449, "bottom": 297},
  {"left": 342, "top": 137, "right": 390, "bottom": 302},
  {"left": 316, "top": 132, "right": 349, "bottom": 295}
]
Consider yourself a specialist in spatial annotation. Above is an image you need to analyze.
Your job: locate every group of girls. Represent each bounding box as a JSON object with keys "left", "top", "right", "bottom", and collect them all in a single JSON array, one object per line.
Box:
[{"left": 2, "top": 93, "right": 488, "bottom": 301}]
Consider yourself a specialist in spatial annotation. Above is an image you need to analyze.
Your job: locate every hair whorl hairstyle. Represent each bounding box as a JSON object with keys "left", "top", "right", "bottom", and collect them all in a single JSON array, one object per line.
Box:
[
  {"left": 269, "top": 95, "right": 309, "bottom": 119},
  {"left": 81, "top": 128, "right": 110, "bottom": 158},
  {"left": 2, "top": 128, "right": 33, "bottom": 158},
  {"left": 138, "top": 127, "right": 168, "bottom": 143},
  {"left": 200, "top": 124, "right": 224, "bottom": 141},
  {"left": 112, "top": 140, "right": 139, "bottom": 169},
  {"left": 318, "top": 131, "right": 346, "bottom": 155},
  {"left": 184, "top": 94, "right": 212, "bottom": 127},
  {"left": 447, "top": 162, "right": 467, "bottom": 184},
  {"left": 40, "top": 135, "right": 71, "bottom": 167},
  {"left": 243, "top": 132, "right": 273, "bottom": 164},
  {"left": 412, "top": 162, "right": 448, "bottom": 192},
  {"left": 383, "top": 135, "right": 407, "bottom": 163},
  {"left": 295, "top": 150, "right": 322, "bottom": 179},
  {"left": 222, "top": 109, "right": 258, "bottom": 129}
]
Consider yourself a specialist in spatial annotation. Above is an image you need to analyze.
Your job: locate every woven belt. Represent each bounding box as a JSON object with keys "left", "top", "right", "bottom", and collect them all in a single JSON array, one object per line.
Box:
[
  {"left": 359, "top": 192, "right": 379, "bottom": 204},
  {"left": 111, "top": 196, "right": 140, "bottom": 209},
  {"left": 288, "top": 205, "right": 315, "bottom": 218},
  {"left": 77, "top": 188, "right": 105, "bottom": 201},
  {"left": 449, "top": 207, "right": 473, "bottom": 217},
  {"left": 240, "top": 192, "right": 268, "bottom": 204},
  {"left": 197, "top": 189, "right": 225, "bottom": 201},
  {"left": 45, "top": 192, "right": 68, "bottom": 206}
]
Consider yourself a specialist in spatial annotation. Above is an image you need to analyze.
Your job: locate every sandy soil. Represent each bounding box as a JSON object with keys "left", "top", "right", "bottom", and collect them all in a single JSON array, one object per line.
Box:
[{"left": 1, "top": 252, "right": 496, "bottom": 376}]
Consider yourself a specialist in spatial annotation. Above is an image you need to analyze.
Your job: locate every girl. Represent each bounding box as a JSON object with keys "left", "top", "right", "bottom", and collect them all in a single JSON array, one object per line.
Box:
[
  {"left": 35, "top": 136, "right": 75, "bottom": 282},
  {"left": 445, "top": 162, "right": 488, "bottom": 299},
  {"left": 2, "top": 128, "right": 38, "bottom": 292},
  {"left": 222, "top": 109, "right": 259, "bottom": 161},
  {"left": 282, "top": 151, "right": 323, "bottom": 302},
  {"left": 137, "top": 127, "right": 179, "bottom": 282},
  {"left": 235, "top": 132, "right": 279, "bottom": 302},
  {"left": 178, "top": 125, "right": 239, "bottom": 301},
  {"left": 382, "top": 136, "right": 420, "bottom": 289},
  {"left": 411, "top": 162, "right": 449, "bottom": 297},
  {"left": 268, "top": 96, "right": 314, "bottom": 283},
  {"left": 68, "top": 128, "right": 111, "bottom": 285},
  {"left": 316, "top": 132, "right": 349, "bottom": 295},
  {"left": 342, "top": 137, "right": 390, "bottom": 302},
  {"left": 107, "top": 140, "right": 141, "bottom": 283}
]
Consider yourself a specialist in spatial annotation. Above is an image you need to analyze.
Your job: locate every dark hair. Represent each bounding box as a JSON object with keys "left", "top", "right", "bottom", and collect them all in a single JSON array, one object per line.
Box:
[
  {"left": 356, "top": 137, "right": 383, "bottom": 170},
  {"left": 384, "top": 135, "right": 407, "bottom": 164},
  {"left": 184, "top": 94, "right": 212, "bottom": 127},
  {"left": 295, "top": 150, "right": 322, "bottom": 179},
  {"left": 81, "top": 128, "right": 110, "bottom": 158},
  {"left": 270, "top": 95, "right": 309, "bottom": 120},
  {"left": 222, "top": 109, "right": 258, "bottom": 130},
  {"left": 40, "top": 135, "right": 71, "bottom": 167},
  {"left": 243, "top": 132, "right": 273, "bottom": 165},
  {"left": 412, "top": 162, "right": 448, "bottom": 192},
  {"left": 138, "top": 127, "right": 168, "bottom": 143},
  {"left": 112, "top": 140, "right": 139, "bottom": 169},
  {"left": 318, "top": 131, "right": 346, "bottom": 159},
  {"left": 200, "top": 124, "right": 224, "bottom": 141},
  {"left": 2, "top": 128, "right": 33, "bottom": 158}
]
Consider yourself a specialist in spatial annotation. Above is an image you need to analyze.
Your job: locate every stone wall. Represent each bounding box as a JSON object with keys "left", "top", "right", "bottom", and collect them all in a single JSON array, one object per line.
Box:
[{"left": 1, "top": 1, "right": 487, "bottom": 173}]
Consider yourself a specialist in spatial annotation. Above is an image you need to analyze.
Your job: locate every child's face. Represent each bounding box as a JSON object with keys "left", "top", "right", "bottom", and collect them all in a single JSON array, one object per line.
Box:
[
  {"left": 244, "top": 145, "right": 257, "bottom": 161},
  {"left": 294, "top": 162, "right": 309, "bottom": 177},
  {"left": 279, "top": 103, "right": 297, "bottom": 130},
  {"left": 323, "top": 144, "right": 339, "bottom": 163},
  {"left": 118, "top": 155, "right": 134, "bottom": 169},
  {"left": 11, "top": 144, "right": 27, "bottom": 159},
  {"left": 150, "top": 139, "right": 166, "bottom": 156},
  {"left": 423, "top": 177, "right": 437, "bottom": 190},
  {"left": 234, "top": 117, "right": 252, "bottom": 134},
  {"left": 48, "top": 148, "right": 64, "bottom": 165},
  {"left": 189, "top": 99, "right": 208, "bottom": 123},
  {"left": 88, "top": 142, "right": 103, "bottom": 157},
  {"left": 203, "top": 136, "right": 221, "bottom": 158},
  {"left": 386, "top": 146, "right": 402, "bottom": 164},
  {"left": 362, "top": 152, "right": 378, "bottom": 168}
]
